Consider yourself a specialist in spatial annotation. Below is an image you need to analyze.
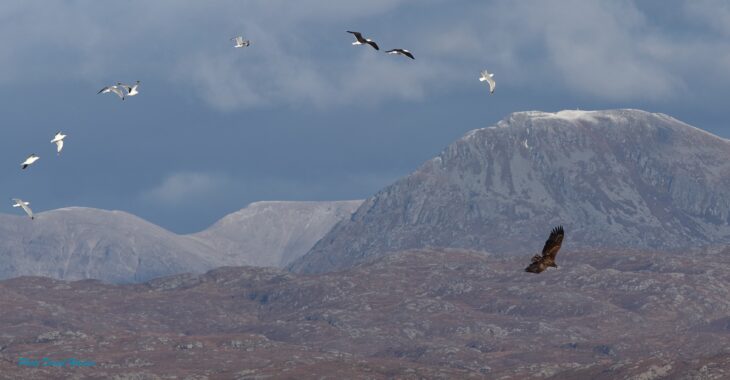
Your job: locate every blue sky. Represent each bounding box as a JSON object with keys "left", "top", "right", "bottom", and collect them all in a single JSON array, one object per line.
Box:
[{"left": 1, "top": 0, "right": 729, "bottom": 233}]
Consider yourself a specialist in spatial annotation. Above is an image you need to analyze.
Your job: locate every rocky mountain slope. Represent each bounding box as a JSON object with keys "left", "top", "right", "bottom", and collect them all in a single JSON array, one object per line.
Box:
[
  {"left": 1, "top": 247, "right": 728, "bottom": 379},
  {"left": 0, "top": 201, "right": 361, "bottom": 283},
  {"left": 291, "top": 109, "right": 730, "bottom": 273}
]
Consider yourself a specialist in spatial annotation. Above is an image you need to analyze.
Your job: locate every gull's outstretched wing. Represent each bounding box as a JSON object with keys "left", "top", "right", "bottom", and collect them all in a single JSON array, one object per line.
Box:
[
  {"left": 486, "top": 76, "right": 495, "bottom": 93},
  {"left": 479, "top": 70, "right": 496, "bottom": 93},
  {"left": 12, "top": 199, "right": 33, "bottom": 219},
  {"left": 117, "top": 82, "right": 132, "bottom": 92},
  {"left": 386, "top": 49, "right": 414, "bottom": 59},
  {"left": 347, "top": 31, "right": 364, "bottom": 41},
  {"left": 110, "top": 86, "right": 126, "bottom": 99},
  {"left": 21, "top": 154, "right": 38, "bottom": 169}
]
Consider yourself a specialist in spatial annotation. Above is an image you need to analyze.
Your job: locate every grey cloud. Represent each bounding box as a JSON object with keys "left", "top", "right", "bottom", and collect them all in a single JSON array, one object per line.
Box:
[
  {"left": 1, "top": 0, "right": 728, "bottom": 105},
  {"left": 683, "top": 0, "right": 730, "bottom": 37}
]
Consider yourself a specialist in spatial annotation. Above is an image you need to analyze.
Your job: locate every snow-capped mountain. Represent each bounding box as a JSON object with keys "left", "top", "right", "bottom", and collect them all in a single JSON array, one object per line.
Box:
[
  {"left": 0, "top": 201, "right": 361, "bottom": 283},
  {"left": 0, "top": 207, "right": 221, "bottom": 284},
  {"left": 190, "top": 200, "right": 363, "bottom": 267},
  {"left": 291, "top": 109, "right": 730, "bottom": 273}
]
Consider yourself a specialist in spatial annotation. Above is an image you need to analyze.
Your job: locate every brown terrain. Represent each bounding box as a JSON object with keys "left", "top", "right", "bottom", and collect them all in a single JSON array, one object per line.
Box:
[{"left": 1, "top": 248, "right": 729, "bottom": 379}]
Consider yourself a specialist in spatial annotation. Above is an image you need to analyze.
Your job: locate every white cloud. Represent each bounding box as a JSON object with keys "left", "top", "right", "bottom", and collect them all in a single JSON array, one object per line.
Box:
[
  {"left": 142, "top": 172, "right": 231, "bottom": 205},
  {"left": 424, "top": 0, "right": 684, "bottom": 101}
]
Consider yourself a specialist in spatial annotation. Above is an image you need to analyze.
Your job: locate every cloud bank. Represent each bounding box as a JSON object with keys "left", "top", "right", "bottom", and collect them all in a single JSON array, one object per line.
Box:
[{"left": 0, "top": 0, "right": 728, "bottom": 109}]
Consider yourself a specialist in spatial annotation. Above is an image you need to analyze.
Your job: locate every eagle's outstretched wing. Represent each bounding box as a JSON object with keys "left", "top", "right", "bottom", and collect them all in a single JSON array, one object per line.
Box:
[{"left": 541, "top": 225, "right": 564, "bottom": 260}]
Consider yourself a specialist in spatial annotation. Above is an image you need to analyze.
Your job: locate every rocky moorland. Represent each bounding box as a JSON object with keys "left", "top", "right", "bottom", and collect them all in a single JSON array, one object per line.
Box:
[{"left": 1, "top": 247, "right": 729, "bottom": 379}]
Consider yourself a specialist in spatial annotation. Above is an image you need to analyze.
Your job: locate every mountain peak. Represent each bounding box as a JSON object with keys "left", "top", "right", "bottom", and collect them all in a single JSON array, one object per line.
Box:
[
  {"left": 291, "top": 109, "right": 730, "bottom": 274},
  {"left": 464, "top": 109, "right": 662, "bottom": 141}
]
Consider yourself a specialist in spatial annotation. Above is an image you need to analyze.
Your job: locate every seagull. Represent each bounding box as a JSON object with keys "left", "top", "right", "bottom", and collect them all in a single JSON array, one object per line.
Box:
[
  {"left": 347, "top": 31, "right": 379, "bottom": 50},
  {"left": 98, "top": 84, "right": 126, "bottom": 100},
  {"left": 117, "top": 81, "right": 140, "bottom": 98},
  {"left": 21, "top": 154, "right": 39, "bottom": 170},
  {"left": 479, "top": 70, "right": 496, "bottom": 94},
  {"left": 385, "top": 49, "right": 415, "bottom": 60},
  {"left": 51, "top": 132, "right": 66, "bottom": 155},
  {"left": 12, "top": 198, "right": 34, "bottom": 219},
  {"left": 231, "top": 36, "right": 250, "bottom": 48}
]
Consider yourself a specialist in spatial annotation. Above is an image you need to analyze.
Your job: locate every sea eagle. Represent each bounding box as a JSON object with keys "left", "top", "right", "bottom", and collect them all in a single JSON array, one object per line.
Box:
[{"left": 525, "top": 226, "right": 564, "bottom": 273}]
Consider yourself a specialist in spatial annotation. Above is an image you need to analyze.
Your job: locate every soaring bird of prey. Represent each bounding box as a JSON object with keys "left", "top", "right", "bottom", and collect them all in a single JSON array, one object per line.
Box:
[
  {"left": 51, "top": 131, "right": 66, "bottom": 155},
  {"left": 12, "top": 198, "right": 34, "bottom": 219},
  {"left": 117, "top": 81, "right": 140, "bottom": 98},
  {"left": 231, "top": 36, "right": 250, "bottom": 48},
  {"left": 385, "top": 48, "right": 415, "bottom": 60},
  {"left": 347, "top": 31, "right": 379, "bottom": 50},
  {"left": 525, "top": 226, "right": 564, "bottom": 273},
  {"left": 97, "top": 84, "right": 126, "bottom": 100},
  {"left": 479, "top": 69, "right": 496, "bottom": 94},
  {"left": 20, "top": 154, "right": 39, "bottom": 170}
]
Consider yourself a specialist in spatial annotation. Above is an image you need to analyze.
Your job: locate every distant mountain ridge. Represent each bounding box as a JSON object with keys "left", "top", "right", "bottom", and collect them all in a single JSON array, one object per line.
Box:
[
  {"left": 0, "top": 200, "right": 361, "bottom": 283},
  {"left": 189, "top": 200, "right": 363, "bottom": 267},
  {"left": 291, "top": 109, "right": 730, "bottom": 273}
]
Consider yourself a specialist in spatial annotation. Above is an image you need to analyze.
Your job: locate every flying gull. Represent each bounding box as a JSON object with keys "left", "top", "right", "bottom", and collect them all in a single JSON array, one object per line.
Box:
[
  {"left": 117, "top": 81, "right": 140, "bottom": 98},
  {"left": 51, "top": 131, "right": 66, "bottom": 155},
  {"left": 12, "top": 198, "right": 34, "bottom": 219},
  {"left": 385, "top": 49, "right": 414, "bottom": 59},
  {"left": 231, "top": 36, "right": 250, "bottom": 48},
  {"left": 479, "top": 69, "right": 496, "bottom": 94},
  {"left": 21, "top": 154, "right": 39, "bottom": 170},
  {"left": 97, "top": 84, "right": 126, "bottom": 100},
  {"left": 347, "top": 31, "right": 379, "bottom": 50}
]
